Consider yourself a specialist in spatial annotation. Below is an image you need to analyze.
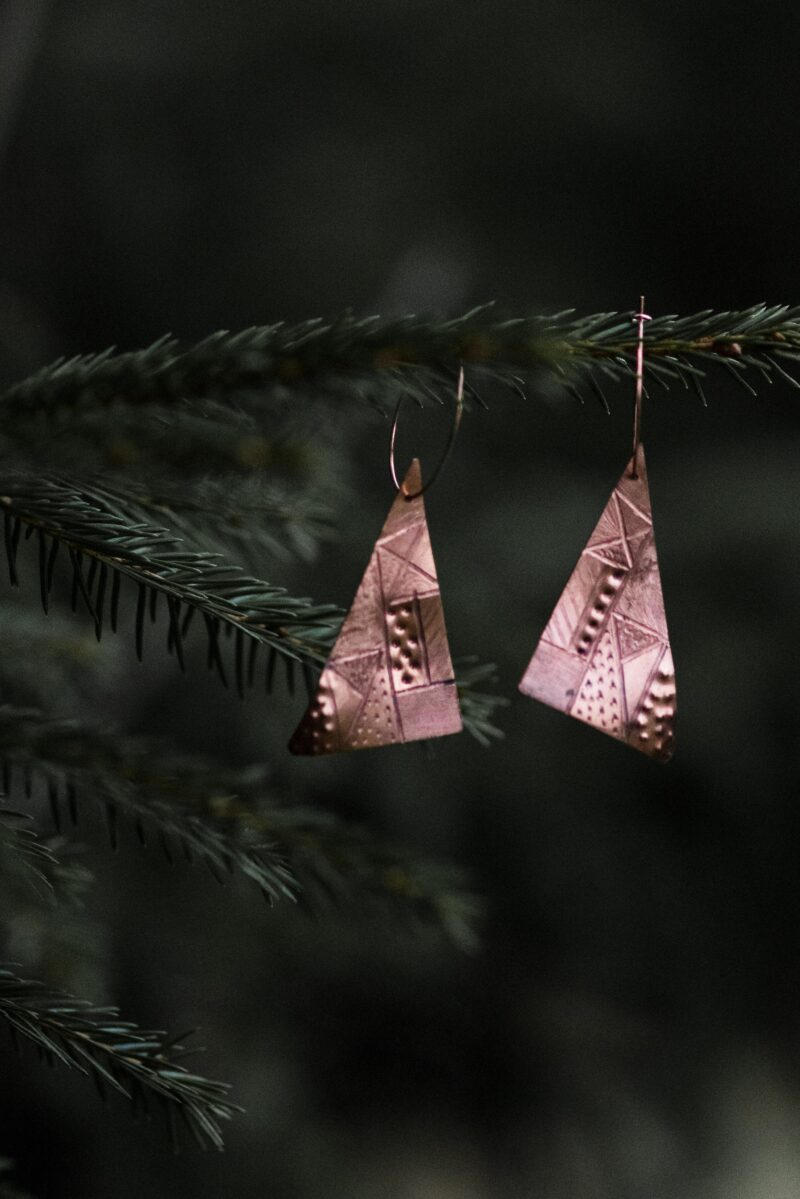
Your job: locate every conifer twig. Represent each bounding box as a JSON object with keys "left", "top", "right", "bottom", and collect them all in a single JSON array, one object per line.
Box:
[
  {"left": 0, "top": 967, "right": 239, "bottom": 1150},
  {"left": 125, "top": 476, "right": 337, "bottom": 565},
  {"left": 0, "top": 810, "right": 59, "bottom": 897},
  {"left": 0, "top": 707, "right": 298, "bottom": 903},
  {"left": 3, "top": 304, "right": 800, "bottom": 419},
  {"left": 204, "top": 794, "right": 484, "bottom": 951},
  {"left": 0, "top": 473, "right": 339, "bottom": 666},
  {"left": 0, "top": 477, "right": 505, "bottom": 742},
  {"left": 0, "top": 706, "right": 483, "bottom": 945}
]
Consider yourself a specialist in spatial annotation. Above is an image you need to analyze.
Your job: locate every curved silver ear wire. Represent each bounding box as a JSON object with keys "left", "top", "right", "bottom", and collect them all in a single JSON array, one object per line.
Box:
[
  {"left": 631, "top": 295, "right": 652, "bottom": 479},
  {"left": 389, "top": 366, "right": 464, "bottom": 499}
]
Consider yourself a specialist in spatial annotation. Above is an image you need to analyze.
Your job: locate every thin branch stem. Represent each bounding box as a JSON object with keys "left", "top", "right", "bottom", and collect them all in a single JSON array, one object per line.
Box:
[{"left": 3, "top": 304, "right": 800, "bottom": 420}]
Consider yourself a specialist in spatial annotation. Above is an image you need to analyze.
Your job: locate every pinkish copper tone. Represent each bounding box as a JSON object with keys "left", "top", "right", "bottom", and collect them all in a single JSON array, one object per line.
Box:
[
  {"left": 519, "top": 445, "right": 675, "bottom": 762},
  {"left": 289, "top": 459, "right": 462, "bottom": 754}
]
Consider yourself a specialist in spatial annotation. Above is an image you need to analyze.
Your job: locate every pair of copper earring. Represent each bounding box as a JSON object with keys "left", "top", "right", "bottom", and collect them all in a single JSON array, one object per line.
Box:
[{"left": 291, "top": 300, "right": 676, "bottom": 763}]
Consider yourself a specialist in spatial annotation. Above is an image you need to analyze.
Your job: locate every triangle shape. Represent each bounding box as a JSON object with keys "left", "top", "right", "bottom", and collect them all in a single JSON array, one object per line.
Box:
[
  {"left": 619, "top": 641, "right": 663, "bottom": 721},
  {"left": 289, "top": 460, "right": 462, "bottom": 754},
  {"left": 378, "top": 538, "right": 438, "bottom": 600},
  {"left": 375, "top": 544, "right": 407, "bottom": 600},
  {"left": 625, "top": 529, "right": 651, "bottom": 562},
  {"left": 519, "top": 445, "right": 676, "bottom": 761},
  {"left": 379, "top": 521, "right": 424, "bottom": 563},
  {"left": 613, "top": 614, "right": 662, "bottom": 662},
  {"left": 330, "top": 650, "right": 382, "bottom": 698},
  {"left": 617, "top": 491, "right": 652, "bottom": 542},
  {"left": 379, "top": 518, "right": 438, "bottom": 589},
  {"left": 585, "top": 538, "right": 631, "bottom": 570},
  {"left": 586, "top": 501, "right": 624, "bottom": 550},
  {"left": 377, "top": 523, "right": 425, "bottom": 595}
]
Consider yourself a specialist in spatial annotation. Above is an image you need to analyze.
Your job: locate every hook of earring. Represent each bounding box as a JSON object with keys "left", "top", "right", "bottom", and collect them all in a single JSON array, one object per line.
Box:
[
  {"left": 631, "top": 295, "right": 652, "bottom": 479},
  {"left": 389, "top": 365, "right": 464, "bottom": 499}
]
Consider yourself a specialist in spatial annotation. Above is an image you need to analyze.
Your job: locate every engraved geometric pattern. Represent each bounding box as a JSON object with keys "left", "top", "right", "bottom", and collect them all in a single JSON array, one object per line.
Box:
[
  {"left": 519, "top": 445, "right": 676, "bottom": 762},
  {"left": 289, "top": 459, "right": 462, "bottom": 754}
]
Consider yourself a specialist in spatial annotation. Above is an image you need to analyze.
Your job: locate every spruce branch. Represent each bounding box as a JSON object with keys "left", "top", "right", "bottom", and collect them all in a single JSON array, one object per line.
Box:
[
  {"left": 0, "top": 821, "right": 99, "bottom": 1004},
  {"left": 0, "top": 966, "right": 239, "bottom": 1150},
  {"left": 0, "top": 472, "right": 340, "bottom": 673},
  {"left": 0, "top": 811, "right": 59, "bottom": 898},
  {"left": 123, "top": 475, "right": 338, "bottom": 566},
  {"left": 205, "top": 794, "right": 484, "bottom": 951},
  {"left": 0, "top": 707, "right": 483, "bottom": 944},
  {"left": 3, "top": 304, "right": 800, "bottom": 418},
  {"left": 0, "top": 707, "right": 298, "bottom": 903},
  {"left": 0, "top": 476, "right": 504, "bottom": 742},
  {"left": 454, "top": 657, "right": 508, "bottom": 748}
]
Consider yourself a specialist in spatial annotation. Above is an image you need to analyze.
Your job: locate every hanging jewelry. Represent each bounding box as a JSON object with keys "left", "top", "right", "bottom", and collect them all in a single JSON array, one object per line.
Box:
[
  {"left": 289, "top": 372, "right": 464, "bottom": 754},
  {"left": 519, "top": 299, "right": 676, "bottom": 762}
]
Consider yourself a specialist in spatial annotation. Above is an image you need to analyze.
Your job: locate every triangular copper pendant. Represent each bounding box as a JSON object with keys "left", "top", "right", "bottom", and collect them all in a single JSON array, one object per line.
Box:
[
  {"left": 289, "top": 460, "right": 462, "bottom": 754},
  {"left": 519, "top": 445, "right": 676, "bottom": 762}
]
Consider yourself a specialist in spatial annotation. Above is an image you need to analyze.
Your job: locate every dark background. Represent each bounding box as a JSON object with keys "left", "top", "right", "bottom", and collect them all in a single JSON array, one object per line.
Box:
[{"left": 2, "top": 2, "right": 800, "bottom": 1196}]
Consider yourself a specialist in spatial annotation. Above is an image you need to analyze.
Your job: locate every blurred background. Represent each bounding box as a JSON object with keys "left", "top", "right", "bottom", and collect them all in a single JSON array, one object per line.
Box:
[{"left": 2, "top": 1, "right": 800, "bottom": 1196}]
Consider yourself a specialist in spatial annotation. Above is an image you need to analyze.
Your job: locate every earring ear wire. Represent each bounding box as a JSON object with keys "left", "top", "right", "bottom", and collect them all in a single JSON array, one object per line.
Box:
[
  {"left": 518, "top": 298, "right": 676, "bottom": 762},
  {"left": 631, "top": 295, "right": 652, "bottom": 479},
  {"left": 390, "top": 366, "right": 464, "bottom": 498}
]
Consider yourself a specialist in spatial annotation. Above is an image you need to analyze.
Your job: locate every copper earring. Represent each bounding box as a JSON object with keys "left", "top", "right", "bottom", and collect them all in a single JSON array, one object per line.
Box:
[
  {"left": 519, "top": 299, "right": 676, "bottom": 762},
  {"left": 289, "top": 372, "right": 465, "bottom": 755}
]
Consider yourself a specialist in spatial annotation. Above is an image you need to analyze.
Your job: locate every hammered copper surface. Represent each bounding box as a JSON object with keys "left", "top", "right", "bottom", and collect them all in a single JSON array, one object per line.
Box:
[
  {"left": 519, "top": 445, "right": 675, "bottom": 762},
  {"left": 289, "top": 459, "right": 462, "bottom": 754}
]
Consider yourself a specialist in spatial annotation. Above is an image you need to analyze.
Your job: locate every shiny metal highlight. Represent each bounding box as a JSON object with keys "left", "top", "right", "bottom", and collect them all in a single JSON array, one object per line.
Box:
[{"left": 631, "top": 295, "right": 652, "bottom": 478}]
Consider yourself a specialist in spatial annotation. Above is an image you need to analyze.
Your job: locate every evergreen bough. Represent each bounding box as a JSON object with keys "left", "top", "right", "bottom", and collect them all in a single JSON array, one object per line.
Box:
[{"left": 1, "top": 303, "right": 793, "bottom": 1165}]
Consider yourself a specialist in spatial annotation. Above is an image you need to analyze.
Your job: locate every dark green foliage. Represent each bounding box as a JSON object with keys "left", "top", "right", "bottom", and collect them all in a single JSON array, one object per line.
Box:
[
  {"left": 0, "top": 810, "right": 59, "bottom": 897},
  {"left": 0, "top": 706, "right": 299, "bottom": 902},
  {"left": 0, "top": 705, "right": 482, "bottom": 939},
  {"left": 0, "top": 474, "right": 340, "bottom": 669},
  {"left": 1, "top": 303, "right": 786, "bottom": 1152},
  {"left": 0, "top": 476, "right": 503, "bottom": 740},
  {"left": 3, "top": 304, "right": 798, "bottom": 420},
  {"left": 0, "top": 967, "right": 239, "bottom": 1151}
]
